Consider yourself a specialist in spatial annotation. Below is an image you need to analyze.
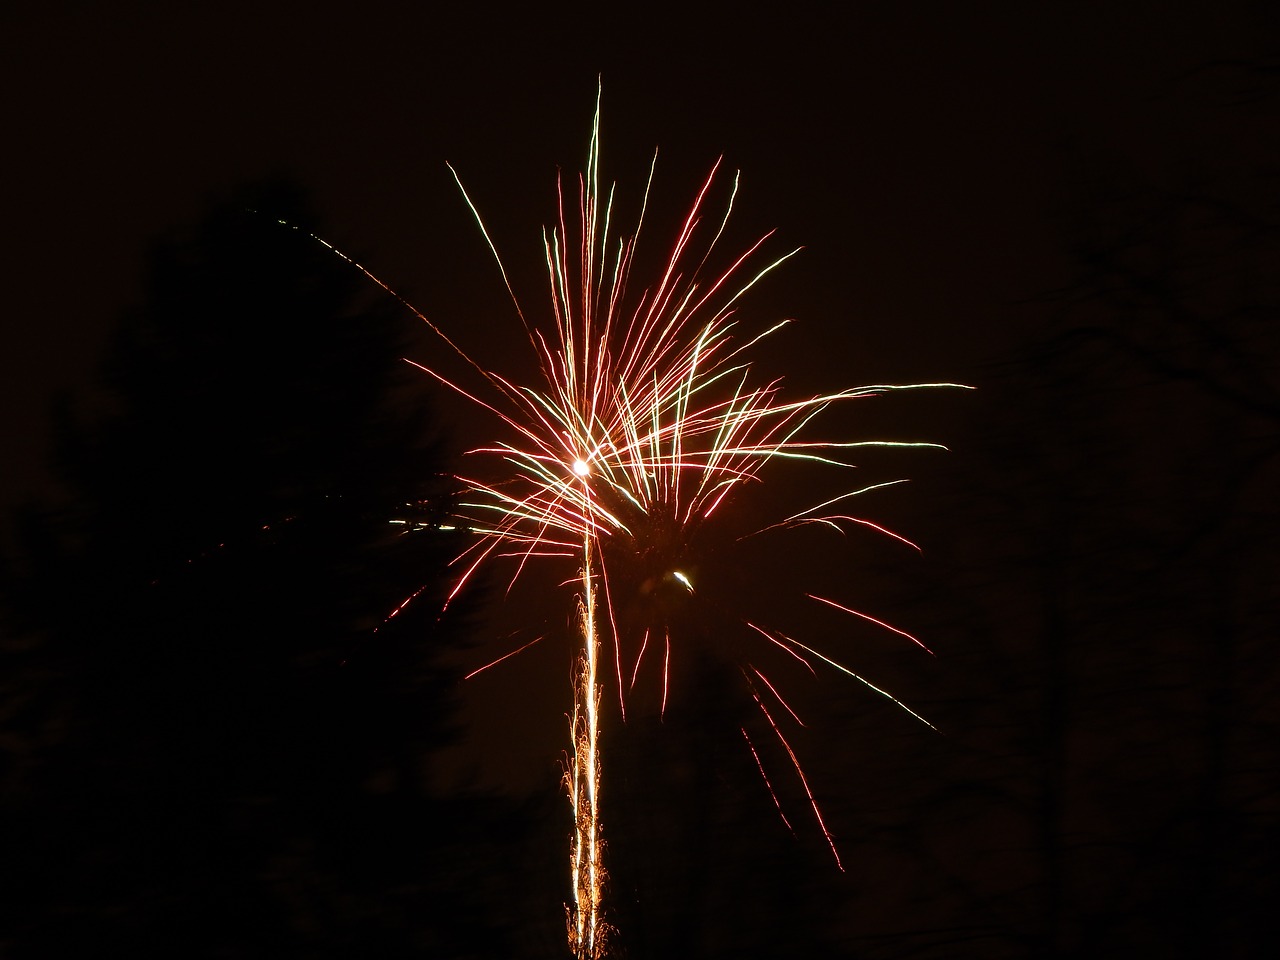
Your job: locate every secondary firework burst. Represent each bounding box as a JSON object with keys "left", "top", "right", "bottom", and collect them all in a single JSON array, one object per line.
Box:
[{"left": 323, "top": 87, "right": 965, "bottom": 959}]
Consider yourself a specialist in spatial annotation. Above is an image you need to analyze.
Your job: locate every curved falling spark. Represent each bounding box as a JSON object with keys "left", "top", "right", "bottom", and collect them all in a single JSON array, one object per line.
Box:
[{"left": 286, "top": 84, "right": 967, "bottom": 958}]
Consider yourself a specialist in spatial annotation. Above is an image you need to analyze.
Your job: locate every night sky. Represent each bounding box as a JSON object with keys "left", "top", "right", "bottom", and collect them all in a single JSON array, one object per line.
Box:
[
  {"left": 3, "top": 2, "right": 1277, "bottom": 958},
  {"left": 9, "top": 0, "right": 1261, "bottom": 514}
]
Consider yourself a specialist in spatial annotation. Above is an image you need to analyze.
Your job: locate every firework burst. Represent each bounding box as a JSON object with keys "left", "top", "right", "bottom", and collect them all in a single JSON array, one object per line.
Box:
[{"left": 305, "top": 86, "right": 965, "bottom": 959}]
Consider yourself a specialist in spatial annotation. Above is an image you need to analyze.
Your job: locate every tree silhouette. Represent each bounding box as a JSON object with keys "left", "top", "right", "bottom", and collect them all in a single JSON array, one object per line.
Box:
[
  {"left": 884, "top": 100, "right": 1280, "bottom": 960},
  {"left": 1039, "top": 173, "right": 1280, "bottom": 960},
  {"left": 0, "top": 181, "right": 545, "bottom": 957}
]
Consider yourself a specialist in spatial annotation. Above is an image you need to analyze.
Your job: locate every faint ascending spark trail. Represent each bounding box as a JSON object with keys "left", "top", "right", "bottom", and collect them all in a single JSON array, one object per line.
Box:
[{"left": 279, "top": 83, "right": 967, "bottom": 959}]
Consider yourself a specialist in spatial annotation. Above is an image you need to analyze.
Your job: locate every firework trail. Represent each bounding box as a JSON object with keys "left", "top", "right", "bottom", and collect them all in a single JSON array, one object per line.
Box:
[{"left": 298, "top": 85, "right": 965, "bottom": 958}]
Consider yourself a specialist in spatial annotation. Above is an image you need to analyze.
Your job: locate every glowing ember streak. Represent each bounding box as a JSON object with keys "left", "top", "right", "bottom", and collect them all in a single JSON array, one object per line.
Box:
[
  {"left": 462, "top": 635, "right": 544, "bottom": 680},
  {"left": 749, "top": 686, "right": 844, "bottom": 870},
  {"left": 742, "top": 726, "right": 795, "bottom": 834},
  {"left": 568, "top": 476, "right": 606, "bottom": 958},
  {"left": 807, "top": 593, "right": 934, "bottom": 655},
  {"left": 278, "top": 82, "right": 967, "bottom": 958}
]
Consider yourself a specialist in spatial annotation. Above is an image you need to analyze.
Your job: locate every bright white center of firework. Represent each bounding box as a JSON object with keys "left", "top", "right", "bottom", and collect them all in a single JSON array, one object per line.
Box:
[
  {"left": 672, "top": 570, "right": 694, "bottom": 592},
  {"left": 572, "top": 458, "right": 590, "bottom": 478}
]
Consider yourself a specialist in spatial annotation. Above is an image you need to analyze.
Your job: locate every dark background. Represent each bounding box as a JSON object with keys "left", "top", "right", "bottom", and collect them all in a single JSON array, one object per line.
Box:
[{"left": 2, "top": 1, "right": 1277, "bottom": 957}]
